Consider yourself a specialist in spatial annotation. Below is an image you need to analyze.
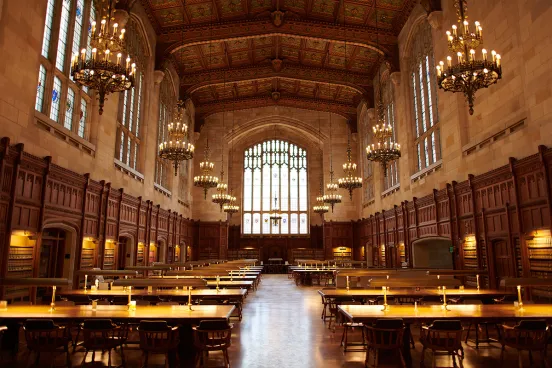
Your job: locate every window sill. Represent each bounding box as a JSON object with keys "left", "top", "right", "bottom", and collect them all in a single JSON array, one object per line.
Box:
[
  {"left": 35, "top": 112, "right": 95, "bottom": 156},
  {"left": 178, "top": 199, "right": 190, "bottom": 208},
  {"left": 154, "top": 183, "right": 172, "bottom": 197},
  {"left": 114, "top": 159, "right": 144, "bottom": 183},
  {"left": 362, "top": 199, "right": 375, "bottom": 208},
  {"left": 410, "top": 160, "right": 442, "bottom": 183},
  {"left": 381, "top": 183, "right": 400, "bottom": 198},
  {"left": 462, "top": 119, "right": 525, "bottom": 156}
]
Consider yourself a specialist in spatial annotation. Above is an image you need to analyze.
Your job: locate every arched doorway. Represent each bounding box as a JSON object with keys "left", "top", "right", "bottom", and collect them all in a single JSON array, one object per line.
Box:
[
  {"left": 411, "top": 237, "right": 454, "bottom": 269},
  {"left": 117, "top": 236, "right": 133, "bottom": 269},
  {"left": 38, "top": 223, "right": 78, "bottom": 293}
]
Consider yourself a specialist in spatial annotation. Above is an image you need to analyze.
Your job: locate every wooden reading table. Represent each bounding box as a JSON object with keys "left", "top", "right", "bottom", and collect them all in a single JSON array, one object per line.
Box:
[
  {"left": 0, "top": 304, "right": 235, "bottom": 362},
  {"left": 338, "top": 304, "right": 552, "bottom": 368}
]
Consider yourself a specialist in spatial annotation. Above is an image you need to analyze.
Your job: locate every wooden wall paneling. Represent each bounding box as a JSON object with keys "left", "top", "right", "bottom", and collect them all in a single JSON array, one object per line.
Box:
[
  {"left": 75, "top": 173, "right": 90, "bottom": 284},
  {"left": 539, "top": 145, "right": 552, "bottom": 234},
  {"left": 0, "top": 140, "right": 21, "bottom": 299},
  {"left": 393, "top": 205, "right": 399, "bottom": 267},
  {"left": 402, "top": 201, "right": 412, "bottom": 267},
  {"left": 509, "top": 158, "right": 531, "bottom": 280},
  {"left": 98, "top": 181, "right": 111, "bottom": 269}
]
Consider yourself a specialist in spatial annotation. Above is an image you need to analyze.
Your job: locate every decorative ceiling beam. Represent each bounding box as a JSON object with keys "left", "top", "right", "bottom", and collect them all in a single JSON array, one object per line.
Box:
[
  {"left": 195, "top": 95, "right": 358, "bottom": 132},
  {"left": 180, "top": 63, "right": 372, "bottom": 96},
  {"left": 155, "top": 19, "right": 397, "bottom": 65}
]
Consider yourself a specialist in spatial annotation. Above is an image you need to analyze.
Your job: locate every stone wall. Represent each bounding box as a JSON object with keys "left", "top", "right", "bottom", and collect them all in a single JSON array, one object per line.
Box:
[
  {"left": 0, "top": 0, "right": 191, "bottom": 218},
  {"left": 361, "top": 1, "right": 552, "bottom": 219}
]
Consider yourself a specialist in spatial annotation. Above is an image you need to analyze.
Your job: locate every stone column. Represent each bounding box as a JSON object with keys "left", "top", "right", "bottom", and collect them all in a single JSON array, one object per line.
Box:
[{"left": 143, "top": 70, "right": 165, "bottom": 190}]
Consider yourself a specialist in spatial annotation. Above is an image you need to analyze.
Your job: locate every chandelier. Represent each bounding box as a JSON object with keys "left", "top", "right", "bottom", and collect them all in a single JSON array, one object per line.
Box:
[
  {"left": 212, "top": 171, "right": 233, "bottom": 211},
  {"left": 269, "top": 196, "right": 282, "bottom": 226},
  {"left": 323, "top": 167, "right": 342, "bottom": 212},
  {"left": 71, "top": 0, "right": 135, "bottom": 115},
  {"left": 338, "top": 133, "right": 362, "bottom": 200},
  {"left": 366, "top": 112, "right": 401, "bottom": 175},
  {"left": 193, "top": 139, "right": 219, "bottom": 199},
  {"left": 314, "top": 178, "right": 329, "bottom": 215},
  {"left": 436, "top": 0, "right": 502, "bottom": 115},
  {"left": 223, "top": 190, "right": 239, "bottom": 215},
  {"left": 158, "top": 101, "right": 194, "bottom": 175}
]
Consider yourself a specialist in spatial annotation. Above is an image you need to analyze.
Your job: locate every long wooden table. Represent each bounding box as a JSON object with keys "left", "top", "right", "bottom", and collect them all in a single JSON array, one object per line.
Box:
[
  {"left": 338, "top": 304, "right": 552, "bottom": 367},
  {"left": 0, "top": 304, "right": 235, "bottom": 362},
  {"left": 319, "top": 288, "right": 513, "bottom": 303},
  {"left": 205, "top": 280, "right": 255, "bottom": 290}
]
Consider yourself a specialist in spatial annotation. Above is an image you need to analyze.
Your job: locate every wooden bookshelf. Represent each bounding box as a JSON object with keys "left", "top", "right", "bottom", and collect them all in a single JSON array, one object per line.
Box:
[
  {"left": 103, "top": 241, "right": 116, "bottom": 270},
  {"left": 137, "top": 243, "right": 145, "bottom": 266},
  {"left": 7, "top": 233, "right": 36, "bottom": 299},
  {"left": 462, "top": 236, "right": 478, "bottom": 288},
  {"left": 228, "top": 249, "right": 261, "bottom": 261},
  {"left": 526, "top": 231, "right": 552, "bottom": 299},
  {"left": 80, "top": 239, "right": 96, "bottom": 270}
]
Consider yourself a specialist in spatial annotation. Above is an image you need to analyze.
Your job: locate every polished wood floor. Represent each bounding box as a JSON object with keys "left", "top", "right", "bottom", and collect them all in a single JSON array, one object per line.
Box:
[{"left": 2, "top": 274, "right": 551, "bottom": 367}]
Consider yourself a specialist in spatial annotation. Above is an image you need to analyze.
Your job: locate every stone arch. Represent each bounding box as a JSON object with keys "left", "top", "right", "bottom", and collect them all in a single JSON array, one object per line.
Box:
[
  {"left": 40, "top": 220, "right": 80, "bottom": 288},
  {"left": 411, "top": 236, "right": 453, "bottom": 269},
  {"left": 118, "top": 231, "right": 135, "bottom": 267}
]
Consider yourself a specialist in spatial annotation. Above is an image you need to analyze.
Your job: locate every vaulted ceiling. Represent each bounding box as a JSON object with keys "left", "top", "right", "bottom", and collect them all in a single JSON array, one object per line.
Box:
[{"left": 135, "top": 0, "right": 418, "bottom": 131}]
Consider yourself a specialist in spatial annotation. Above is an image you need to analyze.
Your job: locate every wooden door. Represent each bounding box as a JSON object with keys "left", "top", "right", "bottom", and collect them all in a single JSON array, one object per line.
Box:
[{"left": 492, "top": 239, "right": 515, "bottom": 288}]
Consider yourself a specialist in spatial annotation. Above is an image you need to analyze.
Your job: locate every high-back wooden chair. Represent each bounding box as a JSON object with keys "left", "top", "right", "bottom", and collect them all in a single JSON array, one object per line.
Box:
[
  {"left": 365, "top": 319, "right": 405, "bottom": 367},
  {"left": 193, "top": 319, "right": 233, "bottom": 368},
  {"left": 23, "top": 319, "right": 71, "bottom": 368},
  {"left": 420, "top": 320, "right": 464, "bottom": 367},
  {"left": 80, "top": 319, "right": 128, "bottom": 367},
  {"left": 500, "top": 320, "right": 549, "bottom": 366},
  {"left": 138, "top": 320, "right": 179, "bottom": 368}
]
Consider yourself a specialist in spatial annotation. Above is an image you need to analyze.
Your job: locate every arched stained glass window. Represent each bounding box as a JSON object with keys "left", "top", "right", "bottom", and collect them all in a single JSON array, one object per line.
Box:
[
  {"left": 243, "top": 140, "right": 308, "bottom": 235},
  {"left": 410, "top": 20, "right": 441, "bottom": 172}
]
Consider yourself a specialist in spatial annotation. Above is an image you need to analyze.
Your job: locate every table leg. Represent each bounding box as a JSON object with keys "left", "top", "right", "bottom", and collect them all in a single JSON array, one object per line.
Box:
[{"left": 403, "top": 323, "right": 413, "bottom": 368}]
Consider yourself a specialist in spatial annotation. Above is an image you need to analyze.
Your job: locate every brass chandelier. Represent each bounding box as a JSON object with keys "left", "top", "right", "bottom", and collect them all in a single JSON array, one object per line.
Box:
[
  {"left": 366, "top": 10, "right": 401, "bottom": 175},
  {"left": 211, "top": 105, "right": 232, "bottom": 211},
  {"left": 322, "top": 78, "right": 341, "bottom": 212},
  {"left": 71, "top": 0, "right": 135, "bottom": 115},
  {"left": 313, "top": 108, "right": 329, "bottom": 216},
  {"left": 436, "top": 0, "right": 502, "bottom": 115},
  {"left": 158, "top": 100, "right": 194, "bottom": 175},
  {"left": 269, "top": 196, "right": 282, "bottom": 226},
  {"left": 193, "top": 139, "right": 219, "bottom": 199},
  {"left": 366, "top": 113, "right": 401, "bottom": 175},
  {"left": 224, "top": 94, "right": 240, "bottom": 216},
  {"left": 338, "top": 132, "right": 363, "bottom": 200},
  {"left": 314, "top": 178, "right": 329, "bottom": 215}
]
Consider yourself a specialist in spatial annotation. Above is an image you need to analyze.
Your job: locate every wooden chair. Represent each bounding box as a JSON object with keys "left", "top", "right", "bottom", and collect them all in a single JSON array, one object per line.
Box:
[
  {"left": 364, "top": 319, "right": 405, "bottom": 368},
  {"left": 193, "top": 319, "right": 233, "bottom": 368},
  {"left": 420, "top": 320, "right": 464, "bottom": 367},
  {"left": 464, "top": 300, "right": 501, "bottom": 348},
  {"left": 340, "top": 301, "right": 366, "bottom": 352},
  {"left": 500, "top": 320, "right": 549, "bottom": 367},
  {"left": 137, "top": 320, "right": 179, "bottom": 368},
  {"left": 23, "top": 319, "right": 71, "bottom": 368},
  {"left": 80, "top": 319, "right": 128, "bottom": 367},
  {"left": 0, "top": 325, "right": 6, "bottom": 362}
]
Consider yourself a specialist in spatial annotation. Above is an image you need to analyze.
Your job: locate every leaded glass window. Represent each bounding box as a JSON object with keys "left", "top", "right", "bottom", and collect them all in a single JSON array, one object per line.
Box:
[
  {"left": 116, "top": 18, "right": 146, "bottom": 171},
  {"left": 36, "top": 0, "right": 93, "bottom": 140},
  {"left": 410, "top": 21, "right": 441, "bottom": 172},
  {"left": 243, "top": 140, "right": 308, "bottom": 235},
  {"left": 154, "top": 74, "right": 174, "bottom": 188}
]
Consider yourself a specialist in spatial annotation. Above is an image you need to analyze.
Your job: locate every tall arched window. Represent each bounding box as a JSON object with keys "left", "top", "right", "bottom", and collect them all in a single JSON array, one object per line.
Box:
[
  {"left": 35, "top": 0, "right": 93, "bottom": 140},
  {"left": 380, "top": 76, "right": 399, "bottom": 190},
  {"left": 115, "top": 18, "right": 146, "bottom": 171},
  {"left": 243, "top": 140, "right": 308, "bottom": 235},
  {"left": 410, "top": 21, "right": 441, "bottom": 172},
  {"left": 154, "top": 74, "right": 175, "bottom": 189}
]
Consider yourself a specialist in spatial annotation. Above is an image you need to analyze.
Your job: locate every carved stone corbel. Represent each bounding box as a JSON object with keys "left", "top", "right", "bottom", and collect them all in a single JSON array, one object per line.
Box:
[{"left": 427, "top": 11, "right": 444, "bottom": 30}]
